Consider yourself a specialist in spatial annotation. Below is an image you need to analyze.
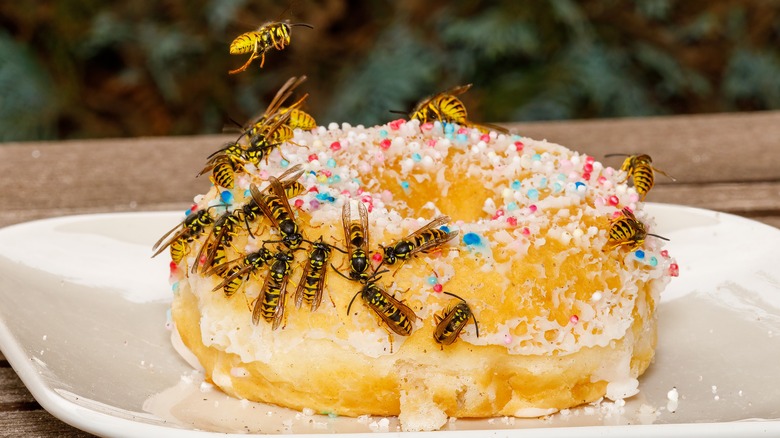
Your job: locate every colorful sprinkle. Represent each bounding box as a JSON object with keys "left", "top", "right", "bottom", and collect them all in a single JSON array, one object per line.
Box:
[
  {"left": 329, "top": 141, "right": 342, "bottom": 151},
  {"left": 463, "top": 232, "right": 481, "bottom": 246},
  {"left": 220, "top": 190, "right": 233, "bottom": 204},
  {"left": 649, "top": 256, "right": 658, "bottom": 267},
  {"left": 608, "top": 195, "right": 620, "bottom": 206},
  {"left": 669, "top": 263, "right": 679, "bottom": 277},
  {"left": 443, "top": 123, "right": 455, "bottom": 134},
  {"left": 389, "top": 119, "right": 405, "bottom": 130},
  {"left": 379, "top": 139, "right": 391, "bottom": 150},
  {"left": 507, "top": 202, "right": 518, "bottom": 211},
  {"left": 583, "top": 163, "right": 593, "bottom": 173},
  {"left": 528, "top": 204, "right": 538, "bottom": 213},
  {"left": 294, "top": 199, "right": 304, "bottom": 208},
  {"left": 514, "top": 141, "right": 524, "bottom": 152},
  {"left": 371, "top": 252, "right": 383, "bottom": 263},
  {"left": 308, "top": 153, "right": 318, "bottom": 162},
  {"left": 660, "top": 250, "right": 669, "bottom": 258},
  {"left": 433, "top": 284, "right": 443, "bottom": 293},
  {"left": 400, "top": 181, "right": 410, "bottom": 190},
  {"left": 570, "top": 315, "right": 579, "bottom": 325},
  {"left": 309, "top": 199, "right": 320, "bottom": 210},
  {"left": 511, "top": 180, "right": 522, "bottom": 190},
  {"left": 506, "top": 216, "right": 518, "bottom": 226},
  {"left": 412, "top": 153, "right": 422, "bottom": 162},
  {"left": 480, "top": 134, "right": 491, "bottom": 142},
  {"left": 169, "top": 261, "right": 178, "bottom": 274},
  {"left": 503, "top": 334, "right": 513, "bottom": 345},
  {"left": 456, "top": 133, "right": 468, "bottom": 143},
  {"left": 532, "top": 153, "right": 542, "bottom": 161},
  {"left": 421, "top": 122, "right": 434, "bottom": 131},
  {"left": 427, "top": 276, "right": 438, "bottom": 285},
  {"left": 379, "top": 129, "right": 388, "bottom": 138},
  {"left": 635, "top": 250, "right": 645, "bottom": 259},
  {"left": 527, "top": 188, "right": 539, "bottom": 201},
  {"left": 280, "top": 159, "right": 289, "bottom": 167}
]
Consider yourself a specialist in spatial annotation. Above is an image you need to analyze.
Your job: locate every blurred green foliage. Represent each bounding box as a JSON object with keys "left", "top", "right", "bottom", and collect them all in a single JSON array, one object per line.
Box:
[{"left": 1, "top": 0, "right": 779, "bottom": 141}]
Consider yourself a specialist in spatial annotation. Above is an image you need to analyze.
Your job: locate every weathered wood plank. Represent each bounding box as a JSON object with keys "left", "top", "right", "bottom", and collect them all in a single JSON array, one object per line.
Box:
[{"left": 0, "top": 411, "right": 93, "bottom": 437}]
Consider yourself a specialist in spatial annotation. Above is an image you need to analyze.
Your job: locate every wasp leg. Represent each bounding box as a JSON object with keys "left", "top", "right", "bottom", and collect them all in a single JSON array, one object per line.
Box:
[{"left": 229, "top": 51, "right": 260, "bottom": 74}]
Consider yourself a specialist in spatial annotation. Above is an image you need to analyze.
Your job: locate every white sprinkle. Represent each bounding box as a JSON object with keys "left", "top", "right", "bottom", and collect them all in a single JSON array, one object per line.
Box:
[
  {"left": 302, "top": 407, "right": 315, "bottom": 416},
  {"left": 711, "top": 385, "right": 717, "bottom": 394},
  {"left": 200, "top": 381, "right": 214, "bottom": 392},
  {"left": 591, "top": 292, "right": 603, "bottom": 301},
  {"left": 42, "top": 335, "right": 47, "bottom": 341},
  {"left": 667, "top": 387, "right": 679, "bottom": 402},
  {"left": 327, "top": 122, "right": 339, "bottom": 130}
]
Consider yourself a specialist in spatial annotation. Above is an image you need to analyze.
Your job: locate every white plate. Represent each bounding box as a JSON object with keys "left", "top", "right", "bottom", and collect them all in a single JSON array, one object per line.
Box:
[{"left": 0, "top": 204, "right": 779, "bottom": 437}]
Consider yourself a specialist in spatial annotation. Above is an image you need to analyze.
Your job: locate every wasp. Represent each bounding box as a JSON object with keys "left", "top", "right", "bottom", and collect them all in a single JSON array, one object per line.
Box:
[
  {"left": 408, "top": 84, "right": 507, "bottom": 134},
  {"left": 433, "top": 292, "right": 479, "bottom": 346},
  {"left": 605, "top": 207, "right": 669, "bottom": 252},
  {"left": 346, "top": 271, "right": 417, "bottom": 336},
  {"left": 381, "top": 216, "right": 458, "bottom": 267},
  {"left": 211, "top": 247, "right": 274, "bottom": 297},
  {"left": 294, "top": 237, "right": 346, "bottom": 311},
  {"left": 229, "top": 20, "right": 314, "bottom": 74},
  {"left": 235, "top": 164, "right": 305, "bottom": 238},
  {"left": 277, "top": 106, "right": 316, "bottom": 130},
  {"left": 339, "top": 201, "right": 371, "bottom": 282},
  {"left": 152, "top": 206, "right": 221, "bottom": 263},
  {"left": 605, "top": 153, "right": 675, "bottom": 201},
  {"left": 252, "top": 250, "right": 296, "bottom": 329},
  {"left": 250, "top": 174, "right": 304, "bottom": 249},
  {"left": 192, "top": 210, "right": 243, "bottom": 275}
]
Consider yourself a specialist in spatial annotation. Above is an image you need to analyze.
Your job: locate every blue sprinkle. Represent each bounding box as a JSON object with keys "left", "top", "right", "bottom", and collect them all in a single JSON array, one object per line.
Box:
[
  {"left": 280, "top": 159, "right": 289, "bottom": 168},
  {"left": 444, "top": 123, "right": 456, "bottom": 134},
  {"left": 220, "top": 190, "right": 234, "bottom": 204},
  {"left": 527, "top": 188, "right": 539, "bottom": 201},
  {"left": 539, "top": 177, "right": 548, "bottom": 189},
  {"left": 326, "top": 158, "right": 337, "bottom": 168},
  {"left": 326, "top": 177, "right": 334, "bottom": 184},
  {"left": 439, "top": 225, "right": 451, "bottom": 233},
  {"left": 511, "top": 179, "right": 522, "bottom": 190},
  {"left": 532, "top": 153, "right": 542, "bottom": 161},
  {"left": 243, "top": 189, "right": 251, "bottom": 198},
  {"left": 171, "top": 281, "right": 179, "bottom": 292},
  {"left": 575, "top": 181, "right": 586, "bottom": 190},
  {"left": 649, "top": 256, "right": 658, "bottom": 267},
  {"left": 184, "top": 208, "right": 192, "bottom": 216},
  {"left": 400, "top": 181, "right": 410, "bottom": 190},
  {"left": 463, "top": 232, "right": 481, "bottom": 246},
  {"left": 445, "top": 132, "right": 454, "bottom": 140},
  {"left": 332, "top": 175, "right": 342, "bottom": 183},
  {"left": 456, "top": 133, "right": 468, "bottom": 143},
  {"left": 315, "top": 193, "right": 335, "bottom": 202},
  {"left": 379, "top": 129, "right": 388, "bottom": 138},
  {"left": 507, "top": 202, "right": 518, "bottom": 211},
  {"left": 635, "top": 250, "right": 645, "bottom": 260},
  {"left": 427, "top": 276, "right": 438, "bottom": 285},
  {"left": 412, "top": 153, "right": 422, "bottom": 162},
  {"left": 557, "top": 173, "right": 567, "bottom": 181}
]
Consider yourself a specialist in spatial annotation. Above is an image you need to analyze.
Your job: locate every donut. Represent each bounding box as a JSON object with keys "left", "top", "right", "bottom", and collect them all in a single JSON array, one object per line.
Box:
[{"left": 163, "top": 118, "right": 676, "bottom": 432}]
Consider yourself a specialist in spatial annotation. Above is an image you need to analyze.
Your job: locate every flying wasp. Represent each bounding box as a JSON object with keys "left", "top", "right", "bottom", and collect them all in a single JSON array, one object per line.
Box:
[
  {"left": 346, "top": 270, "right": 417, "bottom": 336},
  {"left": 211, "top": 247, "right": 274, "bottom": 297},
  {"left": 381, "top": 216, "right": 459, "bottom": 267},
  {"left": 605, "top": 153, "right": 676, "bottom": 201},
  {"left": 152, "top": 206, "right": 222, "bottom": 263},
  {"left": 252, "top": 249, "right": 296, "bottom": 329},
  {"left": 407, "top": 84, "right": 507, "bottom": 134},
  {"left": 339, "top": 201, "right": 371, "bottom": 282},
  {"left": 250, "top": 174, "right": 304, "bottom": 249},
  {"left": 433, "top": 292, "right": 479, "bottom": 346},
  {"left": 294, "top": 237, "right": 346, "bottom": 311},
  {"left": 229, "top": 20, "right": 313, "bottom": 74},
  {"left": 605, "top": 207, "right": 669, "bottom": 252}
]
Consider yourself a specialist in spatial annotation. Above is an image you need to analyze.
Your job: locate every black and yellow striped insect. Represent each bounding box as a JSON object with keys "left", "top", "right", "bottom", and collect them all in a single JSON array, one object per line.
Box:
[
  {"left": 277, "top": 106, "right": 316, "bottom": 130},
  {"left": 234, "top": 164, "right": 305, "bottom": 238},
  {"left": 294, "top": 237, "right": 345, "bottom": 311},
  {"left": 152, "top": 206, "right": 222, "bottom": 263},
  {"left": 340, "top": 201, "right": 371, "bottom": 282},
  {"left": 198, "top": 142, "right": 245, "bottom": 189},
  {"left": 433, "top": 292, "right": 479, "bottom": 346},
  {"left": 408, "top": 84, "right": 507, "bottom": 134},
  {"left": 229, "top": 20, "right": 313, "bottom": 74},
  {"left": 252, "top": 249, "right": 296, "bottom": 329},
  {"left": 605, "top": 153, "right": 675, "bottom": 201},
  {"left": 211, "top": 247, "right": 274, "bottom": 297},
  {"left": 346, "top": 272, "right": 417, "bottom": 336},
  {"left": 192, "top": 210, "right": 243, "bottom": 275},
  {"left": 381, "top": 216, "right": 458, "bottom": 266},
  {"left": 250, "top": 174, "right": 304, "bottom": 249},
  {"left": 605, "top": 207, "right": 669, "bottom": 252}
]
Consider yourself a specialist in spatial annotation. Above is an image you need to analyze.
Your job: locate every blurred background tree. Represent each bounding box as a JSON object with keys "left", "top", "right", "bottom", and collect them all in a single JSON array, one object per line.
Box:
[{"left": 1, "top": 0, "right": 779, "bottom": 142}]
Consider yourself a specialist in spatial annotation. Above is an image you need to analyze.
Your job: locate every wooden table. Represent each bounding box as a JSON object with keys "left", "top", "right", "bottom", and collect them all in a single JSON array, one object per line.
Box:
[{"left": 1, "top": 111, "right": 779, "bottom": 436}]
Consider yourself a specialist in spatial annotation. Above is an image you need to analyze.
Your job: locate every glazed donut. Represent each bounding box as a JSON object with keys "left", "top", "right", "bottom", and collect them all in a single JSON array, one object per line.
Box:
[{"left": 166, "top": 118, "right": 676, "bottom": 432}]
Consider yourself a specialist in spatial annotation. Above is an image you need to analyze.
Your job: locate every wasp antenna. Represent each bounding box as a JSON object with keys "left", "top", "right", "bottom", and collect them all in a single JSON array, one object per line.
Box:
[
  {"left": 441, "top": 291, "right": 467, "bottom": 301},
  {"left": 473, "top": 313, "right": 480, "bottom": 338},
  {"left": 388, "top": 110, "right": 408, "bottom": 115},
  {"left": 604, "top": 153, "right": 631, "bottom": 158},
  {"left": 291, "top": 22, "right": 314, "bottom": 29},
  {"left": 648, "top": 233, "right": 670, "bottom": 241},
  {"left": 346, "top": 290, "right": 361, "bottom": 314}
]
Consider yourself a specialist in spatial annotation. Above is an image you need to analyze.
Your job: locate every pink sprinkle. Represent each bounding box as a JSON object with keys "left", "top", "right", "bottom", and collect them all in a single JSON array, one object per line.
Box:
[
  {"left": 322, "top": 170, "right": 332, "bottom": 177},
  {"left": 480, "top": 134, "right": 491, "bottom": 142},
  {"left": 379, "top": 139, "right": 391, "bottom": 150},
  {"left": 361, "top": 195, "right": 373, "bottom": 204},
  {"left": 661, "top": 250, "right": 669, "bottom": 258},
  {"left": 514, "top": 141, "right": 524, "bottom": 152},
  {"left": 258, "top": 170, "right": 269, "bottom": 179},
  {"left": 492, "top": 209, "right": 505, "bottom": 220},
  {"left": 307, "top": 153, "right": 318, "bottom": 162},
  {"left": 367, "top": 204, "right": 373, "bottom": 212},
  {"left": 583, "top": 163, "right": 594, "bottom": 173},
  {"left": 521, "top": 227, "right": 530, "bottom": 236},
  {"left": 528, "top": 204, "right": 538, "bottom": 213},
  {"left": 669, "top": 263, "right": 680, "bottom": 277},
  {"left": 356, "top": 188, "right": 365, "bottom": 195},
  {"left": 341, "top": 189, "right": 351, "bottom": 195},
  {"left": 598, "top": 176, "right": 608, "bottom": 185},
  {"left": 329, "top": 141, "right": 341, "bottom": 151},
  {"left": 421, "top": 122, "right": 434, "bottom": 131},
  {"left": 585, "top": 155, "right": 595, "bottom": 164},
  {"left": 426, "top": 139, "right": 437, "bottom": 147},
  {"left": 308, "top": 186, "right": 319, "bottom": 193},
  {"left": 503, "top": 334, "right": 513, "bottom": 345},
  {"left": 608, "top": 195, "right": 620, "bottom": 206},
  {"left": 582, "top": 172, "right": 591, "bottom": 181},
  {"left": 506, "top": 216, "right": 518, "bottom": 226},
  {"left": 294, "top": 199, "right": 304, "bottom": 208},
  {"left": 433, "top": 284, "right": 443, "bottom": 293},
  {"left": 389, "top": 119, "right": 405, "bottom": 130},
  {"left": 457, "top": 127, "right": 469, "bottom": 135},
  {"left": 570, "top": 315, "right": 579, "bottom": 325},
  {"left": 612, "top": 210, "right": 623, "bottom": 219},
  {"left": 189, "top": 203, "right": 198, "bottom": 212},
  {"left": 371, "top": 252, "right": 383, "bottom": 263},
  {"left": 169, "top": 261, "right": 178, "bottom": 274}
]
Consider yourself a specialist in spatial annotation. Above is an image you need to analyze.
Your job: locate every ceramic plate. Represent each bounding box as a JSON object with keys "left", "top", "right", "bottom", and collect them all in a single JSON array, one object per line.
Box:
[{"left": 0, "top": 204, "right": 778, "bottom": 437}]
